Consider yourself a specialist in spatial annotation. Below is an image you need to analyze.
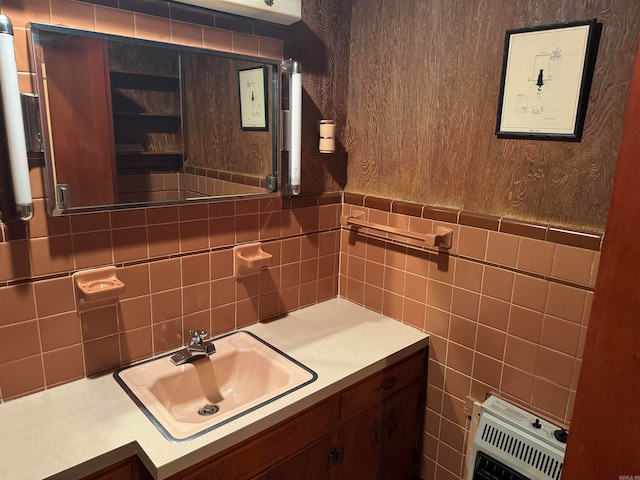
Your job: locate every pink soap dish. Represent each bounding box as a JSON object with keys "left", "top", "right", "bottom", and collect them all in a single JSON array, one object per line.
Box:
[
  {"left": 234, "top": 242, "right": 273, "bottom": 277},
  {"left": 74, "top": 266, "right": 125, "bottom": 303}
]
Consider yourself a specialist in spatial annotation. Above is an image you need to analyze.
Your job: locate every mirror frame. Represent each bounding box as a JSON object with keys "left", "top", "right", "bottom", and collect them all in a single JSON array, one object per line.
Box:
[{"left": 30, "top": 22, "right": 280, "bottom": 216}]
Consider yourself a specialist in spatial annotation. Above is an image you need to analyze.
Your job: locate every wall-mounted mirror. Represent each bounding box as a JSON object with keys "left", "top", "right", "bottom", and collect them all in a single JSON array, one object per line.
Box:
[{"left": 30, "top": 23, "right": 279, "bottom": 215}]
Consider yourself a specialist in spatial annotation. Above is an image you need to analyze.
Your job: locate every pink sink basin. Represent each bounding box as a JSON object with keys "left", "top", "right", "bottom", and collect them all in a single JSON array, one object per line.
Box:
[{"left": 114, "top": 331, "right": 317, "bottom": 441}]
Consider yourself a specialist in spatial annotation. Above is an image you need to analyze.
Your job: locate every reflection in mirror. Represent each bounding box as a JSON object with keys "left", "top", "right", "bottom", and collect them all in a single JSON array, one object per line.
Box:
[{"left": 30, "top": 23, "right": 279, "bottom": 215}]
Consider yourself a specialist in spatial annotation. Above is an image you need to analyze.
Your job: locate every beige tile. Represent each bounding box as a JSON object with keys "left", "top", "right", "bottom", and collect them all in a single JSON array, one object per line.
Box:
[
  {"left": 551, "top": 244, "right": 594, "bottom": 285},
  {"left": 151, "top": 289, "right": 182, "bottom": 323},
  {"left": 424, "top": 306, "right": 449, "bottom": 338},
  {"left": 475, "top": 325, "right": 506, "bottom": 361},
  {"left": 382, "top": 290, "right": 403, "bottom": 321},
  {"left": 0, "top": 284, "right": 36, "bottom": 327},
  {"left": 43, "top": 344, "right": 84, "bottom": 386},
  {"left": 540, "top": 315, "right": 581, "bottom": 356},
  {"left": 84, "top": 335, "right": 120, "bottom": 376},
  {"left": 80, "top": 306, "right": 118, "bottom": 341},
  {"left": 73, "top": 231, "right": 113, "bottom": 269},
  {"left": 531, "top": 378, "right": 570, "bottom": 419},
  {"left": 437, "top": 440, "right": 463, "bottom": 476},
  {"left": 403, "top": 298, "right": 426, "bottom": 330},
  {"left": 472, "top": 353, "right": 502, "bottom": 389},
  {"left": 210, "top": 249, "right": 234, "bottom": 279},
  {"left": 383, "top": 266, "right": 405, "bottom": 295},
  {"left": 443, "top": 368, "right": 471, "bottom": 400},
  {"left": 211, "top": 303, "right": 235, "bottom": 335},
  {"left": 30, "top": 235, "right": 74, "bottom": 276},
  {"left": 3, "top": 0, "right": 52, "bottom": 27},
  {"left": 134, "top": 13, "right": 171, "bottom": 43},
  {"left": 428, "top": 253, "right": 454, "bottom": 284},
  {"left": 120, "top": 327, "right": 152, "bottom": 365},
  {"left": 39, "top": 311, "right": 81, "bottom": 352},
  {"left": 478, "top": 296, "right": 510, "bottom": 331},
  {"left": 258, "top": 36, "right": 283, "bottom": 60},
  {"left": 0, "top": 239, "right": 32, "bottom": 282},
  {"left": 517, "top": 238, "right": 554, "bottom": 276},
  {"left": 365, "top": 260, "right": 384, "bottom": 289},
  {"left": 512, "top": 274, "right": 548, "bottom": 312},
  {"left": 457, "top": 226, "right": 488, "bottom": 260},
  {"left": 152, "top": 318, "right": 182, "bottom": 354},
  {"left": 0, "top": 320, "right": 41, "bottom": 363},
  {"left": 481, "top": 266, "right": 514, "bottom": 302},
  {"left": 589, "top": 252, "right": 600, "bottom": 287},
  {"left": 453, "top": 259, "right": 483, "bottom": 292},
  {"left": 51, "top": 0, "right": 95, "bottom": 30},
  {"left": 112, "top": 227, "right": 148, "bottom": 263},
  {"left": 150, "top": 258, "right": 181, "bottom": 292},
  {"left": 451, "top": 288, "right": 479, "bottom": 321},
  {"left": 508, "top": 305, "right": 543, "bottom": 343},
  {"left": 535, "top": 347, "right": 574, "bottom": 388},
  {"left": 446, "top": 341, "right": 474, "bottom": 376},
  {"left": 171, "top": 20, "right": 202, "bottom": 47},
  {"left": 500, "top": 365, "right": 533, "bottom": 403},
  {"left": 180, "top": 220, "right": 209, "bottom": 252},
  {"left": 117, "top": 296, "right": 151, "bottom": 331},
  {"left": 486, "top": 231, "right": 519, "bottom": 268},
  {"left": 117, "top": 264, "right": 150, "bottom": 299},
  {"left": 449, "top": 314, "right": 477, "bottom": 349},
  {"left": 95, "top": 6, "right": 135, "bottom": 36},
  {"left": 545, "top": 282, "right": 587, "bottom": 323},
  {"left": 427, "top": 280, "right": 452, "bottom": 311},
  {"left": 0, "top": 355, "right": 45, "bottom": 400},
  {"left": 504, "top": 335, "right": 538, "bottom": 373},
  {"left": 236, "top": 296, "right": 260, "bottom": 327}
]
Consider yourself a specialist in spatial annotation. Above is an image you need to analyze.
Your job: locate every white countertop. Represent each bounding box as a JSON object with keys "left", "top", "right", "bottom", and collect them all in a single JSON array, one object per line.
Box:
[{"left": 0, "top": 298, "right": 429, "bottom": 480}]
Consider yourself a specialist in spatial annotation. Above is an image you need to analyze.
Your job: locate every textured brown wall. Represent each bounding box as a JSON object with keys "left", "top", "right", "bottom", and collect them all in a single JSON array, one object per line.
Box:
[
  {"left": 285, "top": 0, "right": 351, "bottom": 195},
  {"left": 344, "top": 0, "right": 640, "bottom": 232},
  {"left": 182, "top": 54, "right": 272, "bottom": 178}
]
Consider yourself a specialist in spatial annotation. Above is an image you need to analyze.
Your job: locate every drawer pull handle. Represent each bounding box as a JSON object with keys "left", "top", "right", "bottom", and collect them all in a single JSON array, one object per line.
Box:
[{"left": 377, "top": 378, "right": 396, "bottom": 391}]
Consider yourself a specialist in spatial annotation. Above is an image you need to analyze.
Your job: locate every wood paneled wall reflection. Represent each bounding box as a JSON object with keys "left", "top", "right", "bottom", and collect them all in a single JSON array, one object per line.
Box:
[
  {"left": 182, "top": 54, "right": 272, "bottom": 179},
  {"left": 285, "top": 0, "right": 351, "bottom": 195},
  {"left": 344, "top": 0, "right": 640, "bottom": 232}
]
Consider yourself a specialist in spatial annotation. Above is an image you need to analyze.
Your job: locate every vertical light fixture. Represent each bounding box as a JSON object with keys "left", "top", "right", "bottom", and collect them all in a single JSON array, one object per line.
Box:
[
  {"left": 0, "top": 15, "right": 33, "bottom": 221},
  {"left": 283, "top": 59, "right": 301, "bottom": 195}
]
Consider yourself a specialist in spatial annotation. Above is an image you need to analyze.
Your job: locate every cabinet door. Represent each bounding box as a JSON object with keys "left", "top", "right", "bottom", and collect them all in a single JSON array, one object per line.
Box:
[
  {"left": 379, "top": 382, "right": 421, "bottom": 480},
  {"left": 38, "top": 35, "right": 117, "bottom": 208},
  {"left": 336, "top": 404, "right": 384, "bottom": 480},
  {"left": 268, "top": 432, "right": 334, "bottom": 480}
]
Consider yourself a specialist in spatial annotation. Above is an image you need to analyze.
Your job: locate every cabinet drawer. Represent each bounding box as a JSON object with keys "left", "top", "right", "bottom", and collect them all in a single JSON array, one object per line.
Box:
[{"left": 340, "top": 351, "right": 424, "bottom": 421}]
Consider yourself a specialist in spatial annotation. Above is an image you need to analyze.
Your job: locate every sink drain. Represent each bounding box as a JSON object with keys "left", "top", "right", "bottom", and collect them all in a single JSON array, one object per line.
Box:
[{"left": 198, "top": 404, "right": 219, "bottom": 416}]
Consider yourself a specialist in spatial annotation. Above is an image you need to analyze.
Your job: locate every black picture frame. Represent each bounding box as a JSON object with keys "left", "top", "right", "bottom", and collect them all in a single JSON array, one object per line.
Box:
[
  {"left": 495, "top": 19, "right": 600, "bottom": 141},
  {"left": 238, "top": 65, "right": 269, "bottom": 131}
]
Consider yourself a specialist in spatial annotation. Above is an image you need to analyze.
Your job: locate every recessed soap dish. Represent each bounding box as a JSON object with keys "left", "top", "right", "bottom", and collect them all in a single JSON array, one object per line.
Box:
[
  {"left": 234, "top": 242, "right": 273, "bottom": 277},
  {"left": 74, "top": 266, "right": 125, "bottom": 304}
]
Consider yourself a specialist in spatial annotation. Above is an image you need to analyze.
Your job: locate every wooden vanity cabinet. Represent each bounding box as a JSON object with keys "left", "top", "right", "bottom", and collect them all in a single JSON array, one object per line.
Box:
[
  {"left": 171, "top": 348, "right": 427, "bottom": 480},
  {"left": 80, "top": 456, "right": 152, "bottom": 480}
]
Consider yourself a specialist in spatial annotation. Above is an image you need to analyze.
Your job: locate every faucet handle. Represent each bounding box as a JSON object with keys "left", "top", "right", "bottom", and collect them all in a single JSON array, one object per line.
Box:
[{"left": 189, "top": 329, "right": 208, "bottom": 346}]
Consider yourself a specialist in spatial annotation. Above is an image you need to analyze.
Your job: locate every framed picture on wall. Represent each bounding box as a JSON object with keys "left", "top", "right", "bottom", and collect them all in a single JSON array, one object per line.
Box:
[
  {"left": 495, "top": 19, "right": 600, "bottom": 140},
  {"left": 238, "top": 66, "right": 269, "bottom": 131}
]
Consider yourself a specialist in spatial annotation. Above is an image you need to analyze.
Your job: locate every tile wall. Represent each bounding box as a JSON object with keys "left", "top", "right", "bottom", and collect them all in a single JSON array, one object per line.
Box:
[{"left": 339, "top": 197, "right": 599, "bottom": 480}]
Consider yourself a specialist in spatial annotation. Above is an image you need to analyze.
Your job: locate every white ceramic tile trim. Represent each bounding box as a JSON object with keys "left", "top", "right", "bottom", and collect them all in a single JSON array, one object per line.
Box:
[{"left": 0, "top": 298, "right": 428, "bottom": 480}]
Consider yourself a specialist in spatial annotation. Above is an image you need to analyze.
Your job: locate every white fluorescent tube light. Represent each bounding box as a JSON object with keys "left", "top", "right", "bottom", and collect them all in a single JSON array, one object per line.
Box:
[
  {"left": 0, "top": 15, "right": 33, "bottom": 221},
  {"left": 283, "top": 59, "right": 301, "bottom": 195}
]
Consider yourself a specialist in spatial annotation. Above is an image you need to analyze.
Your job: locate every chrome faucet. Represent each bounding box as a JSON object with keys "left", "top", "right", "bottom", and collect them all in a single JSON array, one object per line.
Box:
[{"left": 170, "top": 329, "right": 216, "bottom": 365}]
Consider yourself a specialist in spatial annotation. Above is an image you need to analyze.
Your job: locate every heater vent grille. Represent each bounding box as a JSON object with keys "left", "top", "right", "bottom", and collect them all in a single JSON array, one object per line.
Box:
[{"left": 480, "top": 422, "right": 563, "bottom": 480}]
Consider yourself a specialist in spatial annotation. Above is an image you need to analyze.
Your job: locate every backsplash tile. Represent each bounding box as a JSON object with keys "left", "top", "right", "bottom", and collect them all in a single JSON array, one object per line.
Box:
[{"left": 338, "top": 200, "right": 597, "bottom": 479}]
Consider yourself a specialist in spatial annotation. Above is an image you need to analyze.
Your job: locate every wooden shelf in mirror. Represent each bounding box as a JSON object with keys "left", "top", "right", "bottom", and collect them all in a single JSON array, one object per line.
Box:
[{"left": 110, "top": 70, "right": 180, "bottom": 91}]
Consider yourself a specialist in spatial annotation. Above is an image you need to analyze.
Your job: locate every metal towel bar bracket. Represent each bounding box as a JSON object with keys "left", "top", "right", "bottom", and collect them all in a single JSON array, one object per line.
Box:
[{"left": 340, "top": 211, "right": 453, "bottom": 249}]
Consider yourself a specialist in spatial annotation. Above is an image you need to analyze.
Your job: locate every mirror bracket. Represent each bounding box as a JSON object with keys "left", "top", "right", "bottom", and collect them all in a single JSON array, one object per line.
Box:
[
  {"left": 20, "top": 93, "right": 42, "bottom": 153},
  {"left": 56, "top": 184, "right": 70, "bottom": 210},
  {"left": 266, "top": 175, "right": 277, "bottom": 192}
]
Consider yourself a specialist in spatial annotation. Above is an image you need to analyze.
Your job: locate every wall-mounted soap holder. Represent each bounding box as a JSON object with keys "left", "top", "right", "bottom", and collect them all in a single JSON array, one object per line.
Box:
[
  {"left": 234, "top": 242, "right": 273, "bottom": 277},
  {"left": 74, "top": 266, "right": 125, "bottom": 311}
]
